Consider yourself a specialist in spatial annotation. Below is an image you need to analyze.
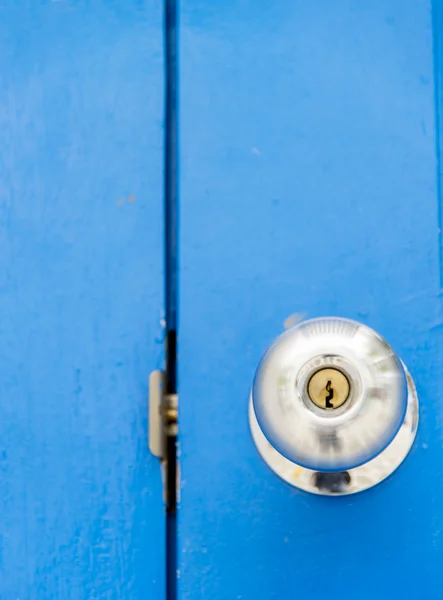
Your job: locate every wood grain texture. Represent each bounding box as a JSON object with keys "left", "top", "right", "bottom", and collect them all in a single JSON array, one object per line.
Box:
[
  {"left": 179, "top": 1, "right": 443, "bottom": 598},
  {"left": 0, "top": 2, "right": 165, "bottom": 598}
]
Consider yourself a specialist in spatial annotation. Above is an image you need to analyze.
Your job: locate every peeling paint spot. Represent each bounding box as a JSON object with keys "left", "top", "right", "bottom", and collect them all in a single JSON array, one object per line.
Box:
[
  {"left": 292, "top": 466, "right": 302, "bottom": 480},
  {"left": 284, "top": 312, "right": 307, "bottom": 329},
  {"left": 118, "top": 195, "right": 136, "bottom": 205}
]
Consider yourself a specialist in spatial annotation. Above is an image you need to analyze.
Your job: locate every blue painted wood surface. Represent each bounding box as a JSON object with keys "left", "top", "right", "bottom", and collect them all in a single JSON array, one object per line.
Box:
[
  {"left": 0, "top": 2, "right": 165, "bottom": 598},
  {"left": 179, "top": 2, "right": 443, "bottom": 598}
]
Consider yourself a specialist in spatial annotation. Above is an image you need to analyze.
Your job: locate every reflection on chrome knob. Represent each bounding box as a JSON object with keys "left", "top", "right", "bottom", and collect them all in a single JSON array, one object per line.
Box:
[{"left": 249, "top": 317, "right": 419, "bottom": 495}]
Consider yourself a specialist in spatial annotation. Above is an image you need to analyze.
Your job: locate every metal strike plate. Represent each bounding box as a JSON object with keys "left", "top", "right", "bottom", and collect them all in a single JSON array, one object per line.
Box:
[
  {"left": 149, "top": 370, "right": 165, "bottom": 458},
  {"left": 149, "top": 370, "right": 178, "bottom": 460}
]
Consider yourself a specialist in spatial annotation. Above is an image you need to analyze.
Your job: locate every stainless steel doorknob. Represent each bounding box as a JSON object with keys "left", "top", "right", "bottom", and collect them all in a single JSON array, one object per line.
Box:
[{"left": 249, "top": 317, "right": 418, "bottom": 495}]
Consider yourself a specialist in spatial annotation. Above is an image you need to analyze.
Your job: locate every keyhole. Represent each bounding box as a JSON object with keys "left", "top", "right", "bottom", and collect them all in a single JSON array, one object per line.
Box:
[
  {"left": 325, "top": 380, "right": 334, "bottom": 408},
  {"left": 307, "top": 368, "right": 350, "bottom": 410}
]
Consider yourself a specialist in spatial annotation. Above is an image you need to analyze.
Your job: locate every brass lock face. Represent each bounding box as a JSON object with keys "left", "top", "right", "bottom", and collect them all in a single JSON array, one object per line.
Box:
[{"left": 307, "top": 367, "right": 350, "bottom": 410}]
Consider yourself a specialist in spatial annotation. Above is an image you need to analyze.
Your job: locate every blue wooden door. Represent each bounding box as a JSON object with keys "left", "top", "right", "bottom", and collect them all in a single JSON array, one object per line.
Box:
[
  {"left": 179, "top": 1, "right": 443, "bottom": 598},
  {"left": 0, "top": 3, "right": 165, "bottom": 598}
]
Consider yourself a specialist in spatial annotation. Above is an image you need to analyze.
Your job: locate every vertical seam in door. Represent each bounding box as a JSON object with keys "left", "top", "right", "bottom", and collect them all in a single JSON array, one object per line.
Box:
[
  {"left": 432, "top": 0, "right": 443, "bottom": 288},
  {"left": 164, "top": 0, "right": 179, "bottom": 598},
  {"left": 165, "top": 0, "right": 179, "bottom": 379}
]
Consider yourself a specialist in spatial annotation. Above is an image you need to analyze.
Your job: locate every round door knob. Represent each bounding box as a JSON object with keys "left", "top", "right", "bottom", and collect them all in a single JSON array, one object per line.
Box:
[{"left": 249, "top": 317, "right": 418, "bottom": 495}]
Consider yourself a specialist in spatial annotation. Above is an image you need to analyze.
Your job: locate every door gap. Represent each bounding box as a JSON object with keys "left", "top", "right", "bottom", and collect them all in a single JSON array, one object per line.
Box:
[{"left": 164, "top": 0, "right": 178, "bottom": 598}]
